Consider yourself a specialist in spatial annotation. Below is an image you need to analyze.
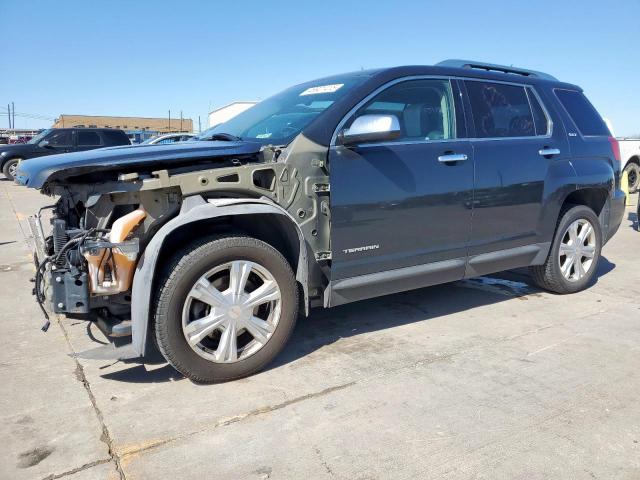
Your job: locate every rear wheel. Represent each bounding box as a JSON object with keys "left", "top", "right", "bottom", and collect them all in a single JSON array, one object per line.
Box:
[
  {"left": 624, "top": 161, "right": 640, "bottom": 193},
  {"left": 154, "top": 235, "right": 298, "bottom": 383},
  {"left": 530, "top": 205, "right": 602, "bottom": 294},
  {"left": 2, "top": 158, "right": 20, "bottom": 180}
]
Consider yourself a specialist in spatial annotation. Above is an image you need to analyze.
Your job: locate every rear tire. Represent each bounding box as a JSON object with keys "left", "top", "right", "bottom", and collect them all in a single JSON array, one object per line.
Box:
[
  {"left": 624, "top": 161, "right": 640, "bottom": 193},
  {"left": 2, "top": 158, "right": 20, "bottom": 180},
  {"left": 154, "top": 235, "right": 298, "bottom": 383},
  {"left": 530, "top": 205, "right": 602, "bottom": 294}
]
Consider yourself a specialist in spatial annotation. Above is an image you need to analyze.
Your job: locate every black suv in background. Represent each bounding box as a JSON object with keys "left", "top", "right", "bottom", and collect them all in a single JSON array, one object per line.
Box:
[{"left": 0, "top": 128, "right": 130, "bottom": 180}]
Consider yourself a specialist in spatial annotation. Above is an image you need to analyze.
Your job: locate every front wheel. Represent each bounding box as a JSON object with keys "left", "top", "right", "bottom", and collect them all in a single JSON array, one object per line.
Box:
[
  {"left": 530, "top": 205, "right": 602, "bottom": 294},
  {"left": 2, "top": 158, "right": 20, "bottom": 180},
  {"left": 154, "top": 235, "right": 298, "bottom": 383}
]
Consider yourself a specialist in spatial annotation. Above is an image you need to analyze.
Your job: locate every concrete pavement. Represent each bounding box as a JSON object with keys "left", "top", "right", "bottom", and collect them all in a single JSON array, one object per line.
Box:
[{"left": 1, "top": 178, "right": 639, "bottom": 479}]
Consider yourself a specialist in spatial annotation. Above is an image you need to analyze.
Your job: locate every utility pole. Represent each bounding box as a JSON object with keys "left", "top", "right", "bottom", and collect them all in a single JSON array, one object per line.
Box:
[
  {"left": 168, "top": 110, "right": 171, "bottom": 132},
  {"left": 6, "top": 104, "right": 10, "bottom": 129},
  {"left": 180, "top": 110, "right": 183, "bottom": 132},
  {"left": 11, "top": 102, "right": 15, "bottom": 130},
  {"left": 198, "top": 115, "right": 201, "bottom": 133}
]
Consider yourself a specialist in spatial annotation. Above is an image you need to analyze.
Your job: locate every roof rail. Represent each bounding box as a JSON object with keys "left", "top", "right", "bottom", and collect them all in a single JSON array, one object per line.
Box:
[{"left": 436, "top": 59, "right": 558, "bottom": 81}]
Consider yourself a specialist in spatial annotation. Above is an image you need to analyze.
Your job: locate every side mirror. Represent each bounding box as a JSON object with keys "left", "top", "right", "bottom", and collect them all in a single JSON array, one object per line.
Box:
[
  {"left": 339, "top": 114, "right": 401, "bottom": 146},
  {"left": 39, "top": 140, "right": 51, "bottom": 148}
]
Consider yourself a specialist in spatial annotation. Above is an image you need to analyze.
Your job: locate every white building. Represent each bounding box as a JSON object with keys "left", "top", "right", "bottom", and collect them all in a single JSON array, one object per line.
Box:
[{"left": 208, "top": 101, "right": 257, "bottom": 128}]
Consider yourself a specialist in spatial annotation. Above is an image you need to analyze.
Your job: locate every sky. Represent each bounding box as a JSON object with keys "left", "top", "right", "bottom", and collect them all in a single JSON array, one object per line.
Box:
[{"left": 1, "top": 0, "right": 639, "bottom": 136}]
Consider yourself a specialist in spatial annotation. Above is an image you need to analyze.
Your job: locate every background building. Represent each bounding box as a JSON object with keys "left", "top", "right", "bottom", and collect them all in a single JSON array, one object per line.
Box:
[
  {"left": 208, "top": 102, "right": 256, "bottom": 128},
  {"left": 53, "top": 114, "right": 194, "bottom": 143}
]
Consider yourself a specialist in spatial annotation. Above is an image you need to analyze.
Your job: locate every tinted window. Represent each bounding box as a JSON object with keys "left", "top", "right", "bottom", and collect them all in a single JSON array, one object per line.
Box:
[
  {"left": 77, "top": 131, "right": 101, "bottom": 146},
  {"left": 47, "top": 130, "right": 73, "bottom": 146},
  {"left": 466, "top": 81, "right": 535, "bottom": 138},
  {"left": 102, "top": 130, "right": 129, "bottom": 145},
  {"left": 527, "top": 88, "right": 549, "bottom": 136},
  {"left": 555, "top": 89, "right": 609, "bottom": 136},
  {"left": 349, "top": 79, "right": 456, "bottom": 141}
]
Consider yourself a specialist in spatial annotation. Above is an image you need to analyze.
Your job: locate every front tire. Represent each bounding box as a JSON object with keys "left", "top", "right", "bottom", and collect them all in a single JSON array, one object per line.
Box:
[
  {"left": 2, "top": 158, "right": 20, "bottom": 180},
  {"left": 530, "top": 205, "right": 602, "bottom": 294},
  {"left": 154, "top": 235, "right": 298, "bottom": 383}
]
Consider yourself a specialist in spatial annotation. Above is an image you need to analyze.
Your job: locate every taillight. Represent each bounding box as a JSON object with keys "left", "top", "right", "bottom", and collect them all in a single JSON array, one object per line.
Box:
[{"left": 608, "top": 136, "right": 621, "bottom": 162}]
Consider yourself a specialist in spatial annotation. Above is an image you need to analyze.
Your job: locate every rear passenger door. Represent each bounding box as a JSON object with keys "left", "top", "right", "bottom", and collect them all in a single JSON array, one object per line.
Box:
[
  {"left": 329, "top": 78, "right": 474, "bottom": 303},
  {"left": 463, "top": 80, "right": 569, "bottom": 275},
  {"left": 74, "top": 130, "right": 104, "bottom": 152}
]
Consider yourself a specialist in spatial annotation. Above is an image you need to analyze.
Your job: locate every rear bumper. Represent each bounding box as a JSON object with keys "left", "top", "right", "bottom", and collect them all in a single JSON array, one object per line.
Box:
[{"left": 605, "top": 189, "right": 626, "bottom": 243}]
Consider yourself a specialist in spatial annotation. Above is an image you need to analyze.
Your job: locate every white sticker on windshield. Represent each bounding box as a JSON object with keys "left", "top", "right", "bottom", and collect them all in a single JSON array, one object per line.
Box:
[
  {"left": 299, "top": 84, "right": 344, "bottom": 96},
  {"left": 255, "top": 133, "right": 272, "bottom": 139}
]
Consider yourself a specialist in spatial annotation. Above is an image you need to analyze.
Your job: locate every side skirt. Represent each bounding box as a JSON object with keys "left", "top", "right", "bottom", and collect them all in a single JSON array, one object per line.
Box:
[
  {"left": 326, "top": 242, "right": 551, "bottom": 308},
  {"left": 328, "top": 258, "right": 466, "bottom": 307},
  {"left": 464, "top": 242, "right": 550, "bottom": 278}
]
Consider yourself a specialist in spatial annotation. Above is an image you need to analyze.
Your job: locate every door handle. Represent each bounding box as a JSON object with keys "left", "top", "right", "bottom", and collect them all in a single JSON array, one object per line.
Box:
[
  {"left": 438, "top": 153, "right": 468, "bottom": 163},
  {"left": 538, "top": 147, "right": 560, "bottom": 157}
]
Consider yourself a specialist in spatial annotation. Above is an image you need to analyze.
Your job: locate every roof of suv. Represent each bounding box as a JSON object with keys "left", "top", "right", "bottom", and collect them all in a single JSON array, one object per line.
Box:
[
  {"left": 55, "top": 128, "right": 127, "bottom": 132},
  {"left": 369, "top": 60, "right": 581, "bottom": 91}
]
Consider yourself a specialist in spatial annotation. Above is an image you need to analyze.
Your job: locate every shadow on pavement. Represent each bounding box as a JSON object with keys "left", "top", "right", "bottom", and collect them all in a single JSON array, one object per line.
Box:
[
  {"left": 628, "top": 211, "right": 638, "bottom": 230},
  {"left": 96, "top": 258, "right": 617, "bottom": 383}
]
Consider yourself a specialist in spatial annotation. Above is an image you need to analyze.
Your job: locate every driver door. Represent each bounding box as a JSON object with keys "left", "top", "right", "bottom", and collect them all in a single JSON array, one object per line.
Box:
[
  {"left": 328, "top": 78, "right": 474, "bottom": 305},
  {"left": 43, "top": 129, "right": 74, "bottom": 154}
]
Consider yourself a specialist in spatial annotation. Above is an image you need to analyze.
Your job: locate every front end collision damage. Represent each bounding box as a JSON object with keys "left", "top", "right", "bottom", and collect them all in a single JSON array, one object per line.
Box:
[{"left": 29, "top": 135, "right": 332, "bottom": 359}]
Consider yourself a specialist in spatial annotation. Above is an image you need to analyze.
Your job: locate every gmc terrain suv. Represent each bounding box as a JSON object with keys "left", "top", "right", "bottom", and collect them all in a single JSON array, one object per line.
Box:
[
  {"left": 16, "top": 60, "right": 625, "bottom": 383},
  {"left": 1, "top": 128, "right": 130, "bottom": 180}
]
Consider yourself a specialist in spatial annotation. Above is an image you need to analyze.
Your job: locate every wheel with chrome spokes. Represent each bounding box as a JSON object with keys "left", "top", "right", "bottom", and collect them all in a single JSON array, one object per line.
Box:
[
  {"left": 558, "top": 219, "right": 596, "bottom": 282},
  {"left": 2, "top": 158, "right": 21, "bottom": 181},
  {"left": 154, "top": 236, "right": 298, "bottom": 383},
  {"left": 182, "top": 261, "right": 282, "bottom": 363},
  {"left": 530, "top": 205, "right": 602, "bottom": 294}
]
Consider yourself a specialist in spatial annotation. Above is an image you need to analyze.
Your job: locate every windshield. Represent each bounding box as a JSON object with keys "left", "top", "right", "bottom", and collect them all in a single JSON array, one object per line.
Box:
[
  {"left": 194, "top": 73, "right": 371, "bottom": 145},
  {"left": 27, "top": 129, "right": 52, "bottom": 145}
]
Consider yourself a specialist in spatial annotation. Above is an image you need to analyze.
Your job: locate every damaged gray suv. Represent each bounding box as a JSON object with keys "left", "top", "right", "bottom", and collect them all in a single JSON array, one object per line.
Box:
[{"left": 17, "top": 60, "right": 626, "bottom": 383}]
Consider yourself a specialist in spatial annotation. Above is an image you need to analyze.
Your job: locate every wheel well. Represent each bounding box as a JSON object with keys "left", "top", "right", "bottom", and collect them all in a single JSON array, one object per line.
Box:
[
  {"left": 625, "top": 155, "right": 640, "bottom": 167},
  {"left": 0, "top": 158, "right": 4, "bottom": 169},
  {"left": 155, "top": 213, "right": 301, "bottom": 277},
  {"left": 0, "top": 156, "right": 19, "bottom": 169},
  {"left": 562, "top": 188, "right": 608, "bottom": 216}
]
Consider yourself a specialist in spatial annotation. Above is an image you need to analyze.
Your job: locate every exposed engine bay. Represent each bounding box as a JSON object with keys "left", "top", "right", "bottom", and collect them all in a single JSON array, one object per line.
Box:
[
  {"left": 25, "top": 136, "right": 331, "bottom": 346},
  {"left": 31, "top": 194, "right": 173, "bottom": 332}
]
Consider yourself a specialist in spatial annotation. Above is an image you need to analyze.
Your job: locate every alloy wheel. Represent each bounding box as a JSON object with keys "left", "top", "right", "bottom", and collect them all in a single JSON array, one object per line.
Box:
[
  {"left": 8, "top": 161, "right": 18, "bottom": 177},
  {"left": 181, "top": 260, "right": 281, "bottom": 363},
  {"left": 558, "top": 219, "right": 597, "bottom": 282}
]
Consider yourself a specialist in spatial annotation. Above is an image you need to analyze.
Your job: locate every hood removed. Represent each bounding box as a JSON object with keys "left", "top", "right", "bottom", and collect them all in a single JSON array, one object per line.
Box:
[{"left": 15, "top": 140, "right": 264, "bottom": 189}]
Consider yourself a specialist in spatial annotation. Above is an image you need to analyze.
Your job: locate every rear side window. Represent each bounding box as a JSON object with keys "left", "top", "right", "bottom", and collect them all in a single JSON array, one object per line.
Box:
[
  {"left": 77, "top": 131, "right": 102, "bottom": 146},
  {"left": 101, "top": 130, "right": 130, "bottom": 145},
  {"left": 555, "top": 89, "right": 609, "bottom": 136},
  {"left": 466, "top": 81, "right": 536, "bottom": 138}
]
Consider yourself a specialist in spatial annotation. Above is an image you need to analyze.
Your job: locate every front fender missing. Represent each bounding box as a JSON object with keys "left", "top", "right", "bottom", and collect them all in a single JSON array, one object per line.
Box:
[{"left": 129, "top": 195, "right": 310, "bottom": 357}]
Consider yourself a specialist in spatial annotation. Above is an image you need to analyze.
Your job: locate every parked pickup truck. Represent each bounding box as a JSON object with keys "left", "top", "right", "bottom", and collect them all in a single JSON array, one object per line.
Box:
[
  {"left": 619, "top": 138, "right": 640, "bottom": 193},
  {"left": 15, "top": 60, "right": 625, "bottom": 383}
]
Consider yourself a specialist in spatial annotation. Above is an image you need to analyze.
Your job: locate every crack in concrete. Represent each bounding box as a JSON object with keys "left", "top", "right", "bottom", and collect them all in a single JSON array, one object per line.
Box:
[
  {"left": 118, "top": 381, "right": 356, "bottom": 459},
  {"left": 39, "top": 457, "right": 112, "bottom": 480},
  {"left": 57, "top": 318, "right": 127, "bottom": 480},
  {"left": 313, "top": 446, "right": 336, "bottom": 477},
  {"left": 109, "top": 311, "right": 592, "bottom": 462}
]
